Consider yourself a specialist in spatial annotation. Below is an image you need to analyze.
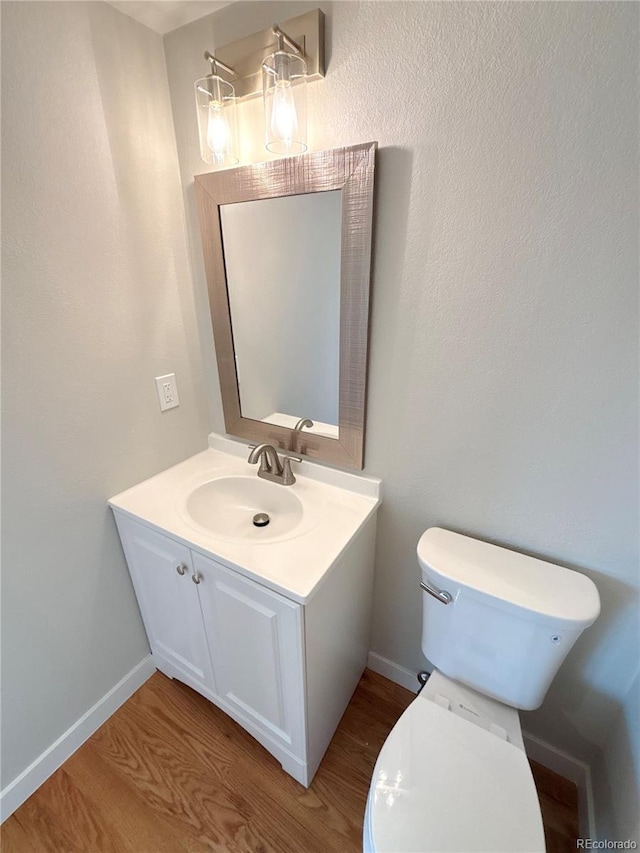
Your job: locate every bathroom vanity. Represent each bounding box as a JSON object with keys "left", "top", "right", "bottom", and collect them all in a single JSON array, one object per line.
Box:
[
  {"left": 109, "top": 435, "right": 381, "bottom": 786},
  {"left": 110, "top": 142, "right": 380, "bottom": 787}
]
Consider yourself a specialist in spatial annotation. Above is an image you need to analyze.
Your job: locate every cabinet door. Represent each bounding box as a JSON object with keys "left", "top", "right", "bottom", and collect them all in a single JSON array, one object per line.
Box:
[
  {"left": 115, "top": 516, "right": 215, "bottom": 690},
  {"left": 193, "top": 553, "right": 305, "bottom": 758}
]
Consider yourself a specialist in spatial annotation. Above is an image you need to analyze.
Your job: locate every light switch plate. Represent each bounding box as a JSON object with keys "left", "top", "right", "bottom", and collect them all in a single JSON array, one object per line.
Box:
[{"left": 155, "top": 373, "right": 180, "bottom": 412}]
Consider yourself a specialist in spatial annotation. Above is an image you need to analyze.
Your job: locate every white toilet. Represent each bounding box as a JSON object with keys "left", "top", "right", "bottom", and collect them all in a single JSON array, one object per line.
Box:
[{"left": 364, "top": 527, "right": 600, "bottom": 853}]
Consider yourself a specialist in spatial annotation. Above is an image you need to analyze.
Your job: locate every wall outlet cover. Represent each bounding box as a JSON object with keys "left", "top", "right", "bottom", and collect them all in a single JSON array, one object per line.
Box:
[{"left": 155, "top": 373, "right": 180, "bottom": 411}]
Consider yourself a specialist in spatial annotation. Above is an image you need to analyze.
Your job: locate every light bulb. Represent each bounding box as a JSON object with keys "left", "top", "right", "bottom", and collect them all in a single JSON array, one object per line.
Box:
[
  {"left": 270, "top": 80, "right": 298, "bottom": 148},
  {"left": 207, "top": 101, "right": 231, "bottom": 164},
  {"left": 262, "top": 46, "right": 306, "bottom": 154}
]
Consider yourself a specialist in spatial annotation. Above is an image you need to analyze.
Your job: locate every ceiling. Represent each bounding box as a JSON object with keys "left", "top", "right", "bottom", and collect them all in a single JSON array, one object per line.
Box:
[{"left": 108, "top": 1, "right": 232, "bottom": 35}]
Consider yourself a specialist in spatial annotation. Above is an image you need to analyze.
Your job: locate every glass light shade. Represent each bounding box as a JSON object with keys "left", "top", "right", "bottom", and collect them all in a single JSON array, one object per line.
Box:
[
  {"left": 262, "top": 50, "right": 307, "bottom": 155},
  {"left": 194, "top": 75, "right": 239, "bottom": 167}
]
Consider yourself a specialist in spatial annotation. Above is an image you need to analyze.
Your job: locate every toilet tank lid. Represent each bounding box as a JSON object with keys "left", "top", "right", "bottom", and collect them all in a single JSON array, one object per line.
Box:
[{"left": 418, "top": 528, "right": 600, "bottom": 628}]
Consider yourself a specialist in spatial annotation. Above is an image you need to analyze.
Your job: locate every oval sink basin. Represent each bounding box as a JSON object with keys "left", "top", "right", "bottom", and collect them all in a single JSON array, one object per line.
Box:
[{"left": 185, "top": 476, "right": 304, "bottom": 542}]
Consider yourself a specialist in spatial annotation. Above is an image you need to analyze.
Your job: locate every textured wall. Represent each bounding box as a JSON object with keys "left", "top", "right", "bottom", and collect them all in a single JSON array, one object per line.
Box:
[
  {"left": 592, "top": 664, "right": 640, "bottom": 843},
  {"left": 1, "top": 1, "right": 209, "bottom": 787},
  {"left": 164, "top": 0, "right": 638, "bottom": 799}
]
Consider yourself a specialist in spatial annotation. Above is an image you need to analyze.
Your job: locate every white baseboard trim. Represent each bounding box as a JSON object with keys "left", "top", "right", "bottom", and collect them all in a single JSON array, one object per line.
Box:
[
  {"left": 523, "top": 730, "right": 596, "bottom": 840},
  {"left": 367, "top": 651, "right": 420, "bottom": 693},
  {"left": 0, "top": 654, "right": 155, "bottom": 823},
  {"left": 367, "top": 652, "right": 596, "bottom": 840}
]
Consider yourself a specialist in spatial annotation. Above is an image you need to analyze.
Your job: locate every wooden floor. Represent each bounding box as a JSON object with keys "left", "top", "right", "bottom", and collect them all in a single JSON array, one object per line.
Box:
[{"left": 3, "top": 670, "right": 578, "bottom": 853}]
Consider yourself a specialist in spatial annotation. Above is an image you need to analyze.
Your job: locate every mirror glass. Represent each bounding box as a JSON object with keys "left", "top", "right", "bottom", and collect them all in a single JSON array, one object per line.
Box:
[
  {"left": 195, "top": 142, "right": 376, "bottom": 469},
  {"left": 220, "top": 190, "right": 342, "bottom": 440}
]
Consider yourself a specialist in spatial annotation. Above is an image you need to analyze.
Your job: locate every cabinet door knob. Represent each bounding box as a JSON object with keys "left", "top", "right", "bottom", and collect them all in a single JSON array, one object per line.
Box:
[
  {"left": 192, "top": 572, "right": 202, "bottom": 585},
  {"left": 176, "top": 563, "right": 187, "bottom": 576}
]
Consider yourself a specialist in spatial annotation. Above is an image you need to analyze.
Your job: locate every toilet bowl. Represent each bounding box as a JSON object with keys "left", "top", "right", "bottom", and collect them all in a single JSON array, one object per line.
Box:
[
  {"left": 363, "top": 671, "right": 544, "bottom": 853},
  {"left": 364, "top": 527, "right": 600, "bottom": 853}
]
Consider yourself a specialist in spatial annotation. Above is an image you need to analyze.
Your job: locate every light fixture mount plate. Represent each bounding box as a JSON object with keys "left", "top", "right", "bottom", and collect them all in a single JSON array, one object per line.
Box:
[{"left": 215, "top": 8, "right": 325, "bottom": 101}]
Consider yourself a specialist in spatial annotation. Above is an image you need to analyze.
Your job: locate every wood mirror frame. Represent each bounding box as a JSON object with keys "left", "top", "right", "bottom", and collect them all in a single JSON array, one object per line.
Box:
[{"left": 195, "top": 141, "right": 376, "bottom": 470}]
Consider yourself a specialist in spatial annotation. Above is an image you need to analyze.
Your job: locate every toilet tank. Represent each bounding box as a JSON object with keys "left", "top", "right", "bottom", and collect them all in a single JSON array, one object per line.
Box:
[{"left": 418, "top": 528, "right": 600, "bottom": 710}]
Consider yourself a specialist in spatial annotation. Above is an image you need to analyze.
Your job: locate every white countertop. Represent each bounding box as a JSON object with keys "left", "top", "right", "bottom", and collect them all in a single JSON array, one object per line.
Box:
[{"left": 109, "top": 434, "right": 381, "bottom": 604}]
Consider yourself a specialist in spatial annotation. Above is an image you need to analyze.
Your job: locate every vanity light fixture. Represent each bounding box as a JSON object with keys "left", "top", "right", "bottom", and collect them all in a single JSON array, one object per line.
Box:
[
  {"left": 262, "top": 26, "right": 307, "bottom": 155},
  {"left": 194, "top": 10, "right": 324, "bottom": 166},
  {"left": 194, "top": 53, "right": 239, "bottom": 167}
]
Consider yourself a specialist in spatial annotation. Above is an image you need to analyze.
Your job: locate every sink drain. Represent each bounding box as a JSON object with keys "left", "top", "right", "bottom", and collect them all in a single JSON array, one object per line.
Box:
[{"left": 253, "top": 512, "right": 270, "bottom": 528}]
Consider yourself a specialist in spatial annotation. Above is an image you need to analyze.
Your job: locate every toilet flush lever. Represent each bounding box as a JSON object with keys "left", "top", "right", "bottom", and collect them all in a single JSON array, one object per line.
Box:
[{"left": 420, "top": 580, "right": 453, "bottom": 605}]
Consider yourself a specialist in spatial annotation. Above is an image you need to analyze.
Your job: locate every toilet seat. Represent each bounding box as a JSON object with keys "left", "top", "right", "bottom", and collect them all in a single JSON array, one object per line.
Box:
[{"left": 364, "top": 691, "right": 545, "bottom": 853}]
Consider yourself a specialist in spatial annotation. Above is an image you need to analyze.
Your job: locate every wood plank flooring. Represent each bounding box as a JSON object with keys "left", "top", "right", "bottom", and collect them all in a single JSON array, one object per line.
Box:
[{"left": 2, "top": 670, "right": 578, "bottom": 853}]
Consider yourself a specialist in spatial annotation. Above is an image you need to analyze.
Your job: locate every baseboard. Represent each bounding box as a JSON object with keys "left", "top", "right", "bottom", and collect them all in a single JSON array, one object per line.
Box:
[
  {"left": 523, "top": 730, "right": 596, "bottom": 840},
  {"left": 367, "top": 651, "right": 420, "bottom": 693},
  {"left": 367, "top": 651, "right": 596, "bottom": 840},
  {"left": 0, "top": 655, "right": 155, "bottom": 823}
]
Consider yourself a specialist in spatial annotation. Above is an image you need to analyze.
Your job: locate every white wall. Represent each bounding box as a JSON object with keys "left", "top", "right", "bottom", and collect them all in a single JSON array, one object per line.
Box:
[
  {"left": 592, "top": 665, "right": 640, "bottom": 844},
  {"left": 1, "top": 1, "right": 209, "bottom": 789},
  {"left": 164, "top": 0, "right": 638, "bottom": 839}
]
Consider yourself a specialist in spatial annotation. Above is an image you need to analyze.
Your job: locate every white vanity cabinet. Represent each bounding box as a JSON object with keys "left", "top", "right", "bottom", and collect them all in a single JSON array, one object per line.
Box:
[
  {"left": 193, "top": 553, "right": 306, "bottom": 762},
  {"left": 117, "top": 520, "right": 216, "bottom": 692},
  {"left": 109, "top": 439, "right": 380, "bottom": 787},
  {"left": 113, "top": 509, "right": 376, "bottom": 787}
]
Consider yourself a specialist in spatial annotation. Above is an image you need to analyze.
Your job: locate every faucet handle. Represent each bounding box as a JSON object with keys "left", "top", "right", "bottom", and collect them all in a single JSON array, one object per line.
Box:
[{"left": 281, "top": 456, "right": 298, "bottom": 486}]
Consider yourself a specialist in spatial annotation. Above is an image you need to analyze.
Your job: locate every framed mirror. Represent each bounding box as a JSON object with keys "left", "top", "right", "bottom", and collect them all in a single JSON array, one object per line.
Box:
[{"left": 195, "top": 141, "right": 376, "bottom": 469}]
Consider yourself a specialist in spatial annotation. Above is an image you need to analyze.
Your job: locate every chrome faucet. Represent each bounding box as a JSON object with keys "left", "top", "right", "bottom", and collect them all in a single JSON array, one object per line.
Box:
[
  {"left": 294, "top": 418, "right": 313, "bottom": 431},
  {"left": 248, "top": 444, "right": 300, "bottom": 486}
]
